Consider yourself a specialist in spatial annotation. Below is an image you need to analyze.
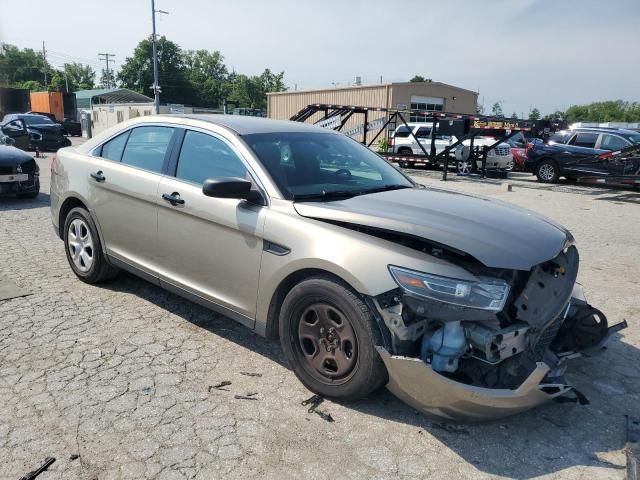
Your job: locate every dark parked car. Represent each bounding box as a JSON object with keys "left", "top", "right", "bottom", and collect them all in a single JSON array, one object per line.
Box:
[
  {"left": 61, "top": 117, "right": 82, "bottom": 136},
  {"left": 526, "top": 127, "right": 640, "bottom": 183},
  {"left": 0, "top": 135, "right": 40, "bottom": 198},
  {"left": 1, "top": 113, "right": 71, "bottom": 151}
]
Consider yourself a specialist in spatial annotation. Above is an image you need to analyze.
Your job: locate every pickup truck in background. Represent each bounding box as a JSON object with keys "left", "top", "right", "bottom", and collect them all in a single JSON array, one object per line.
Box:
[
  {"left": 389, "top": 123, "right": 455, "bottom": 158},
  {"left": 526, "top": 127, "right": 640, "bottom": 183}
]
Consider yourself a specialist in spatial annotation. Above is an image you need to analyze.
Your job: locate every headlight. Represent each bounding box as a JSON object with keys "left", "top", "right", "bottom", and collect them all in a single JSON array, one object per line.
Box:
[{"left": 388, "top": 266, "right": 510, "bottom": 312}]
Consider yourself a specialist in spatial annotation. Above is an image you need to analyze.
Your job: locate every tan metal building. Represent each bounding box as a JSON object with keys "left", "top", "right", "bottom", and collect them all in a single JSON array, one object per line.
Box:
[{"left": 267, "top": 81, "right": 478, "bottom": 144}]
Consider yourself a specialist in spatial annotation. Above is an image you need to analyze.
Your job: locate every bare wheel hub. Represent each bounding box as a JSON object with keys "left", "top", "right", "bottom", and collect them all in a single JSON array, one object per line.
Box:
[{"left": 297, "top": 303, "right": 358, "bottom": 381}]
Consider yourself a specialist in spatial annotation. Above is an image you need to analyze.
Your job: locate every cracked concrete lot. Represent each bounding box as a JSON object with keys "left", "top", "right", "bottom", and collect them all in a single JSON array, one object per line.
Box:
[{"left": 1, "top": 147, "right": 638, "bottom": 479}]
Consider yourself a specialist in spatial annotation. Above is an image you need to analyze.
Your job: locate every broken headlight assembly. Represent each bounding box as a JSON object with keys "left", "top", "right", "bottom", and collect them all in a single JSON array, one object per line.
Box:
[{"left": 388, "top": 265, "right": 510, "bottom": 312}]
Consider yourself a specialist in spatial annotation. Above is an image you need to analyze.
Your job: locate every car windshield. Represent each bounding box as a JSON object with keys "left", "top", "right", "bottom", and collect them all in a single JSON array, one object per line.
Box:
[
  {"left": 243, "top": 132, "right": 414, "bottom": 201},
  {"left": 21, "top": 115, "right": 55, "bottom": 126}
]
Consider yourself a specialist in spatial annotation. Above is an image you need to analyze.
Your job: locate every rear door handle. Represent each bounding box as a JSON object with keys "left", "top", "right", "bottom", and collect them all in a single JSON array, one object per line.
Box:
[
  {"left": 90, "top": 171, "right": 105, "bottom": 182},
  {"left": 162, "top": 192, "right": 185, "bottom": 206}
]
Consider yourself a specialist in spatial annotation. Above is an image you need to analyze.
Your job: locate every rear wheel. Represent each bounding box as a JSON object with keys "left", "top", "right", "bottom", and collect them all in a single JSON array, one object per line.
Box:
[
  {"left": 279, "top": 276, "right": 387, "bottom": 400},
  {"left": 536, "top": 159, "right": 560, "bottom": 183},
  {"left": 63, "top": 207, "right": 119, "bottom": 283},
  {"left": 457, "top": 159, "right": 472, "bottom": 175}
]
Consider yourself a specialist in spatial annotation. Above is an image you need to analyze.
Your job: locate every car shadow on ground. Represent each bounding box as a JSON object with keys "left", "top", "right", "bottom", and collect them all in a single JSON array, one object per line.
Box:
[
  {"left": 100, "top": 271, "right": 636, "bottom": 478},
  {"left": 0, "top": 192, "right": 50, "bottom": 211},
  {"left": 595, "top": 192, "right": 640, "bottom": 204}
]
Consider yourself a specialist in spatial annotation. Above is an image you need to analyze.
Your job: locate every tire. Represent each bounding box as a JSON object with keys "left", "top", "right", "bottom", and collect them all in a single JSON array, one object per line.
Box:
[
  {"left": 63, "top": 207, "right": 119, "bottom": 283},
  {"left": 536, "top": 159, "right": 560, "bottom": 183},
  {"left": 398, "top": 160, "right": 409, "bottom": 168},
  {"left": 457, "top": 160, "right": 472, "bottom": 175},
  {"left": 279, "top": 276, "right": 388, "bottom": 401}
]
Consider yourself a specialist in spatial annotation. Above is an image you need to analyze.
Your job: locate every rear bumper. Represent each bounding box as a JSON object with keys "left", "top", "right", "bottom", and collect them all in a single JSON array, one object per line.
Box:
[{"left": 377, "top": 347, "right": 570, "bottom": 422}]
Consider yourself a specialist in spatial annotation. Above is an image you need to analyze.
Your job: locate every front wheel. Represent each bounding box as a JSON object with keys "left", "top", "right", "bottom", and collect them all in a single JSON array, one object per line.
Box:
[
  {"left": 536, "top": 159, "right": 560, "bottom": 183},
  {"left": 279, "top": 277, "right": 387, "bottom": 400}
]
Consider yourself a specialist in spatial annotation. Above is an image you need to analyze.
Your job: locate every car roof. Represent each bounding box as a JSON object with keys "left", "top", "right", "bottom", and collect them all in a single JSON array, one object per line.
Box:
[
  {"left": 572, "top": 127, "right": 639, "bottom": 136},
  {"left": 175, "top": 114, "right": 338, "bottom": 135}
]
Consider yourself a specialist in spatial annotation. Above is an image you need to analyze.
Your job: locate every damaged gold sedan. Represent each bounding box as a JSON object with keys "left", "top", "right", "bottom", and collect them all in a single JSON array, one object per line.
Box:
[{"left": 50, "top": 115, "right": 626, "bottom": 421}]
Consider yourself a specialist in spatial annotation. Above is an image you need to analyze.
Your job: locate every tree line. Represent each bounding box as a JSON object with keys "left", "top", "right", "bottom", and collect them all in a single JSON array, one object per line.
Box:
[
  {"left": 0, "top": 38, "right": 286, "bottom": 110},
  {"left": 486, "top": 101, "right": 640, "bottom": 123}
]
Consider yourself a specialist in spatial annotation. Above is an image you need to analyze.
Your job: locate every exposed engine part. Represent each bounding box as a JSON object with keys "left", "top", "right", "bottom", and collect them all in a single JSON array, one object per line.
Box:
[
  {"left": 551, "top": 304, "right": 609, "bottom": 353},
  {"left": 466, "top": 322, "right": 529, "bottom": 364},
  {"left": 371, "top": 297, "right": 428, "bottom": 354},
  {"left": 421, "top": 321, "right": 468, "bottom": 373}
]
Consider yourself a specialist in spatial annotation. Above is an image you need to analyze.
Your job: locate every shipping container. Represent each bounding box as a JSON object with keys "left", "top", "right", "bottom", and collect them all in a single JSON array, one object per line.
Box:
[{"left": 29, "top": 91, "right": 64, "bottom": 121}]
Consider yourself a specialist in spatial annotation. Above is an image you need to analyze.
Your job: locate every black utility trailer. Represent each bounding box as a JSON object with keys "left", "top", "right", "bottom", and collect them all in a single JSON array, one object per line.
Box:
[{"left": 290, "top": 104, "right": 550, "bottom": 181}]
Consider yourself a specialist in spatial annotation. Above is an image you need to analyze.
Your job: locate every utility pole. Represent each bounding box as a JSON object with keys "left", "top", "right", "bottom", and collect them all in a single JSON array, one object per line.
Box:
[
  {"left": 151, "top": 1, "right": 169, "bottom": 114},
  {"left": 41, "top": 41, "right": 48, "bottom": 87},
  {"left": 98, "top": 53, "right": 116, "bottom": 88}
]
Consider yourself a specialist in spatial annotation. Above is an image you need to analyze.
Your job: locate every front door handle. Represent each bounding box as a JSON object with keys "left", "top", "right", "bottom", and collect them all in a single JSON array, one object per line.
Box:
[
  {"left": 90, "top": 171, "right": 105, "bottom": 182},
  {"left": 162, "top": 192, "right": 185, "bottom": 206}
]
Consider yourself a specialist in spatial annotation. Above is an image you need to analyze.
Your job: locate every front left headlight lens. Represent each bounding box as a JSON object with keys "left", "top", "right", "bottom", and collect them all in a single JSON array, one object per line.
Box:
[{"left": 389, "top": 265, "right": 510, "bottom": 312}]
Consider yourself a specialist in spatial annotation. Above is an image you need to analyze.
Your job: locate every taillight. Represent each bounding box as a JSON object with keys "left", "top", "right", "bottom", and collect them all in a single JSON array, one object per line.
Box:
[
  {"left": 388, "top": 137, "right": 393, "bottom": 147},
  {"left": 526, "top": 142, "right": 534, "bottom": 151}
]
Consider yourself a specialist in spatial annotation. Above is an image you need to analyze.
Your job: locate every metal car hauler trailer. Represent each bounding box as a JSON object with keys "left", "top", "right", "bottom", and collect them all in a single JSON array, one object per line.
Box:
[{"left": 291, "top": 104, "right": 551, "bottom": 181}]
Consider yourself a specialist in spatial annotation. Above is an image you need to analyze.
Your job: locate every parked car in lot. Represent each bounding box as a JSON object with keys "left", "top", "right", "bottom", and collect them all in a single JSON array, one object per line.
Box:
[
  {"left": 1, "top": 113, "right": 70, "bottom": 151},
  {"left": 50, "top": 115, "right": 622, "bottom": 421},
  {"left": 454, "top": 136, "right": 514, "bottom": 174},
  {"left": 526, "top": 127, "right": 640, "bottom": 183},
  {"left": 505, "top": 132, "right": 529, "bottom": 171},
  {"left": 390, "top": 123, "right": 455, "bottom": 161},
  {"left": 0, "top": 135, "right": 40, "bottom": 198}
]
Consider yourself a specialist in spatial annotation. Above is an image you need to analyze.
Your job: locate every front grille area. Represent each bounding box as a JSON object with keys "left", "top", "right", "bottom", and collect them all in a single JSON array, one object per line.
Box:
[
  {"left": 495, "top": 146, "right": 511, "bottom": 156},
  {"left": 0, "top": 166, "right": 15, "bottom": 175}
]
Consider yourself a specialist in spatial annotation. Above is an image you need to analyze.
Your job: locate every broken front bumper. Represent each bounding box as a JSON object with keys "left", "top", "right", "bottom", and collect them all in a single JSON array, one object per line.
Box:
[{"left": 377, "top": 347, "right": 571, "bottom": 422}]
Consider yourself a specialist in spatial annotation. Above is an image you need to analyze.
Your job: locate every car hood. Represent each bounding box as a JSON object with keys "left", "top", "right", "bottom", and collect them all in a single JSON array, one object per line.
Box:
[
  {"left": 293, "top": 187, "right": 571, "bottom": 270},
  {"left": 0, "top": 145, "right": 35, "bottom": 167}
]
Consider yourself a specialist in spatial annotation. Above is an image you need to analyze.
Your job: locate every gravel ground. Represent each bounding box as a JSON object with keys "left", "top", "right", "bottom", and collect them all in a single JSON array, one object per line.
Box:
[{"left": 0, "top": 146, "right": 638, "bottom": 479}]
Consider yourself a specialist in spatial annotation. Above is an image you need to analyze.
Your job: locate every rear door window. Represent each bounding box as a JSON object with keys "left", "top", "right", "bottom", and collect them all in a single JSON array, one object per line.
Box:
[
  {"left": 100, "top": 131, "right": 131, "bottom": 161},
  {"left": 599, "top": 134, "right": 629, "bottom": 151},
  {"left": 394, "top": 126, "right": 411, "bottom": 138},
  {"left": 175, "top": 130, "right": 248, "bottom": 185},
  {"left": 415, "top": 127, "right": 432, "bottom": 138},
  {"left": 120, "top": 126, "right": 175, "bottom": 173},
  {"left": 569, "top": 132, "right": 599, "bottom": 148}
]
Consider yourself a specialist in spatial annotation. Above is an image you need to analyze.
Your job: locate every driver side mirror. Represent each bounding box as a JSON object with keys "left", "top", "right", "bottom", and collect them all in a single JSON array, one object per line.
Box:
[
  {"left": 202, "top": 177, "right": 265, "bottom": 204},
  {"left": 2, "top": 119, "right": 27, "bottom": 133}
]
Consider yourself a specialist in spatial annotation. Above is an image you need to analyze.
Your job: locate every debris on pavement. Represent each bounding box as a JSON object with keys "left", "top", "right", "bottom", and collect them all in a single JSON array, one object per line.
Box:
[
  {"left": 69, "top": 454, "right": 80, "bottom": 461},
  {"left": 234, "top": 394, "right": 259, "bottom": 401},
  {"left": 19, "top": 457, "right": 56, "bottom": 480},
  {"left": 429, "top": 422, "right": 470, "bottom": 435},
  {"left": 240, "top": 371, "right": 263, "bottom": 377},
  {"left": 208, "top": 381, "right": 232, "bottom": 392},
  {"left": 301, "top": 394, "right": 335, "bottom": 423}
]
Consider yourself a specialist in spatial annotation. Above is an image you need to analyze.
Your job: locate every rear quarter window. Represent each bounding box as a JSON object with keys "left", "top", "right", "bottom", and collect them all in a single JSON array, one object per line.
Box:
[{"left": 100, "top": 131, "right": 131, "bottom": 161}]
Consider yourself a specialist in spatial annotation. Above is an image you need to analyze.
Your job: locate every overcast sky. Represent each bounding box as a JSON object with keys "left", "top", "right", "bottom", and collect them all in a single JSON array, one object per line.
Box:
[{"left": 1, "top": 0, "right": 638, "bottom": 115}]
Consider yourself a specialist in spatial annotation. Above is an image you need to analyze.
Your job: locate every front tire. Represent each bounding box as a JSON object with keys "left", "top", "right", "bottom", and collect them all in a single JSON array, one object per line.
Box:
[
  {"left": 279, "top": 276, "right": 387, "bottom": 401},
  {"left": 63, "top": 207, "right": 119, "bottom": 283},
  {"left": 536, "top": 159, "right": 560, "bottom": 183}
]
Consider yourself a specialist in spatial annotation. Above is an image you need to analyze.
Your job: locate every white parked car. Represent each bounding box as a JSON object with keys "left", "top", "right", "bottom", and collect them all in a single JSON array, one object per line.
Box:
[
  {"left": 454, "top": 136, "right": 513, "bottom": 174},
  {"left": 390, "top": 123, "right": 456, "bottom": 158}
]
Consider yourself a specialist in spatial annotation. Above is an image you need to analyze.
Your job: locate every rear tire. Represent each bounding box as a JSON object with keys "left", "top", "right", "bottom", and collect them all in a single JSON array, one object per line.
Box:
[
  {"left": 279, "top": 276, "right": 387, "bottom": 401},
  {"left": 63, "top": 207, "right": 119, "bottom": 283},
  {"left": 536, "top": 159, "right": 560, "bottom": 183}
]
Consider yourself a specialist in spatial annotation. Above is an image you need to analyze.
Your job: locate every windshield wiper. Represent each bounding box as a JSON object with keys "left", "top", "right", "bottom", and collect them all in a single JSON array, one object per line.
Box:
[
  {"left": 292, "top": 190, "right": 358, "bottom": 202},
  {"left": 358, "top": 184, "right": 413, "bottom": 195}
]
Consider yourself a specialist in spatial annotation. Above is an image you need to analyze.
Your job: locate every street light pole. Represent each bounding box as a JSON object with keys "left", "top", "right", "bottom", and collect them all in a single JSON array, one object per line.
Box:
[{"left": 151, "top": 0, "right": 160, "bottom": 114}]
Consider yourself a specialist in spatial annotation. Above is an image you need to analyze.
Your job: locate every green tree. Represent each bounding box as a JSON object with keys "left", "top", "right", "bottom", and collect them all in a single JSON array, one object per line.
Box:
[
  {"left": 0, "top": 43, "right": 50, "bottom": 87},
  {"left": 510, "top": 112, "right": 518, "bottom": 119},
  {"left": 64, "top": 62, "right": 95, "bottom": 90},
  {"left": 410, "top": 75, "right": 425, "bottom": 82},
  {"left": 528, "top": 108, "right": 541, "bottom": 120},
  {"left": 118, "top": 36, "right": 192, "bottom": 104},
  {"left": 184, "top": 49, "right": 228, "bottom": 107},
  {"left": 491, "top": 102, "right": 503, "bottom": 117},
  {"left": 563, "top": 100, "right": 640, "bottom": 122}
]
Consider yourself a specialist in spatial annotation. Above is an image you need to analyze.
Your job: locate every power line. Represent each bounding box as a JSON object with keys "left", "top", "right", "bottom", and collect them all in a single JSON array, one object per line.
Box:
[{"left": 98, "top": 52, "right": 116, "bottom": 88}]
